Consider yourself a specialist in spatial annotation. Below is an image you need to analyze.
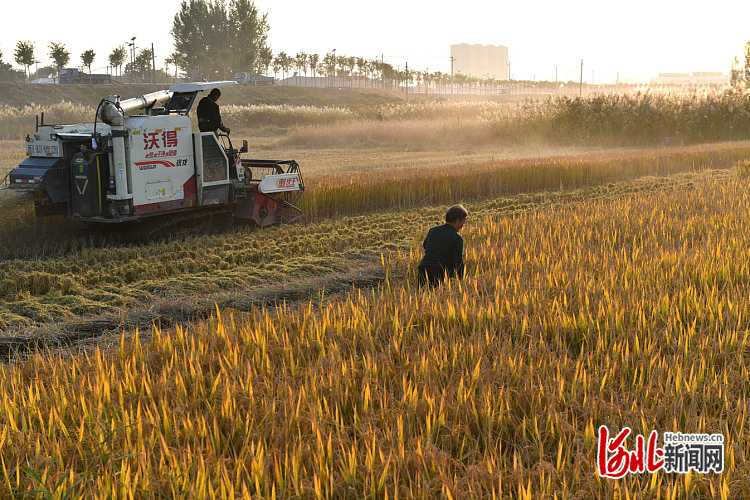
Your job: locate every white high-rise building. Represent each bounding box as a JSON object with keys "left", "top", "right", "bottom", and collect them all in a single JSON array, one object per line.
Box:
[{"left": 451, "top": 44, "right": 509, "bottom": 80}]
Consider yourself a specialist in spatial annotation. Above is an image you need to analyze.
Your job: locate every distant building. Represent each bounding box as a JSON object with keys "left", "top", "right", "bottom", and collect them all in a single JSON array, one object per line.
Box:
[
  {"left": 451, "top": 44, "right": 509, "bottom": 80},
  {"left": 650, "top": 72, "right": 729, "bottom": 86}
]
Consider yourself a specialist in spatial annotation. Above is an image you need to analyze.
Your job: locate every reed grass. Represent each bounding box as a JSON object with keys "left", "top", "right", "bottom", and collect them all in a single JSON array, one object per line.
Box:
[
  {"left": 0, "top": 102, "right": 92, "bottom": 140},
  {"left": 2, "top": 89, "right": 750, "bottom": 148},
  {"left": 494, "top": 88, "right": 750, "bottom": 146}
]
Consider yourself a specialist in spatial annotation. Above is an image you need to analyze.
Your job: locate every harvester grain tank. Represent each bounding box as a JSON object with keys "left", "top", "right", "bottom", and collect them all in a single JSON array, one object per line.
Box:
[{"left": 2, "top": 81, "right": 303, "bottom": 233}]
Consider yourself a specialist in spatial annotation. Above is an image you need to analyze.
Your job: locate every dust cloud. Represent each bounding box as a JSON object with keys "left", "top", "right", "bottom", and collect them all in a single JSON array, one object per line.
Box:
[{"left": 0, "top": 188, "right": 32, "bottom": 210}]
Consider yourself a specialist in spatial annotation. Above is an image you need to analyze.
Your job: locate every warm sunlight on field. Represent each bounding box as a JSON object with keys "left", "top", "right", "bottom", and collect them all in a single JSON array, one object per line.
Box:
[
  {"left": 2, "top": 88, "right": 750, "bottom": 497},
  {"left": 2, "top": 166, "right": 750, "bottom": 496}
]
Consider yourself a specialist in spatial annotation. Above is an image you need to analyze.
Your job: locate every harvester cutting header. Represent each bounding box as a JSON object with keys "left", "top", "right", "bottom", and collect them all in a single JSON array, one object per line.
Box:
[{"left": 3, "top": 81, "right": 304, "bottom": 233}]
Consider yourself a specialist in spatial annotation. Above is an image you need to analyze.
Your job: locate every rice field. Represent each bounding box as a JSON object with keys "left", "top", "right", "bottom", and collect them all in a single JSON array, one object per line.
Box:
[
  {"left": 2, "top": 88, "right": 750, "bottom": 497},
  {"left": 0, "top": 164, "right": 749, "bottom": 496}
]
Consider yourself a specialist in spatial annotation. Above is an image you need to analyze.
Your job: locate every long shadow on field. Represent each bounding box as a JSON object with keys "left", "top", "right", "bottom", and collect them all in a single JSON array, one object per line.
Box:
[
  {"left": 0, "top": 263, "right": 386, "bottom": 361},
  {"left": 0, "top": 210, "right": 242, "bottom": 261}
]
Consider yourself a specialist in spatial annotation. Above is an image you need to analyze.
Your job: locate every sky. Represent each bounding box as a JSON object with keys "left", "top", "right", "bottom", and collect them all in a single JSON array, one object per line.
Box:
[{"left": 1, "top": 0, "right": 748, "bottom": 84}]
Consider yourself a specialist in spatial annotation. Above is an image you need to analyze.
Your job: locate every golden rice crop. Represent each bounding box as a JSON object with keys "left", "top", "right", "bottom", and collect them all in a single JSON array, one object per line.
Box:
[
  {"left": 2, "top": 141, "right": 749, "bottom": 330},
  {"left": 300, "top": 141, "right": 750, "bottom": 221},
  {"left": 0, "top": 166, "right": 749, "bottom": 497}
]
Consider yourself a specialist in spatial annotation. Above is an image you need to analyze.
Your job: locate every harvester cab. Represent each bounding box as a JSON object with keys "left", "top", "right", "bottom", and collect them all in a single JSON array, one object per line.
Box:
[{"left": 3, "top": 81, "right": 304, "bottom": 232}]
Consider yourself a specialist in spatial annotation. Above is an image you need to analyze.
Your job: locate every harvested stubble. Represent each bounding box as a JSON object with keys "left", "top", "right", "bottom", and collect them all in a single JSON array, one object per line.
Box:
[
  {"left": 0, "top": 214, "right": 415, "bottom": 328},
  {"left": 1, "top": 168, "right": 749, "bottom": 497}
]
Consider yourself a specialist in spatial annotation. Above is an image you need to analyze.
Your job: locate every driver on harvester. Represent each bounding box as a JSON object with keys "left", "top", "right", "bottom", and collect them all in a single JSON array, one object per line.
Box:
[{"left": 196, "top": 87, "right": 230, "bottom": 135}]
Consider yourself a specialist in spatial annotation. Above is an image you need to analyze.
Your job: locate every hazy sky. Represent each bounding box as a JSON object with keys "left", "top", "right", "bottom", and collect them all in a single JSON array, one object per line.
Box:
[{"left": 2, "top": 0, "right": 747, "bottom": 83}]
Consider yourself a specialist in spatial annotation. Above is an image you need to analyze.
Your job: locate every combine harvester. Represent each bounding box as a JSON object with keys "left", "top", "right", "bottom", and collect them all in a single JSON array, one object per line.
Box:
[{"left": 2, "top": 81, "right": 303, "bottom": 238}]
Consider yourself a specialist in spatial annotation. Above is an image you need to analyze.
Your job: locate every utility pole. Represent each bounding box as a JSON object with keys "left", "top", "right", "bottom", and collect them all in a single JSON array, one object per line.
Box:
[
  {"left": 151, "top": 43, "right": 156, "bottom": 89},
  {"left": 132, "top": 37, "right": 137, "bottom": 84},
  {"left": 450, "top": 56, "right": 455, "bottom": 95},
  {"left": 579, "top": 59, "right": 583, "bottom": 97},
  {"left": 332, "top": 49, "right": 336, "bottom": 87},
  {"left": 129, "top": 37, "right": 136, "bottom": 84}
]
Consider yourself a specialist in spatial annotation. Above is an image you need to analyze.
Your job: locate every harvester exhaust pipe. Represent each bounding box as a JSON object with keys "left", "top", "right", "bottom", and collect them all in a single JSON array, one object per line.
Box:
[{"left": 98, "top": 90, "right": 172, "bottom": 125}]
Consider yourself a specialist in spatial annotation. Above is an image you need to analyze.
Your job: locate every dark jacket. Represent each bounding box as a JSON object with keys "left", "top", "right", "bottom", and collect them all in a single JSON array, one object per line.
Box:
[
  {"left": 418, "top": 224, "right": 464, "bottom": 278},
  {"left": 196, "top": 96, "right": 227, "bottom": 133}
]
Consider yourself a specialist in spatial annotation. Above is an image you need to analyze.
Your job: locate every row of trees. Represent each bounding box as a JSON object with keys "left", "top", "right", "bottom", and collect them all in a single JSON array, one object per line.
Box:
[
  {"left": 267, "top": 51, "right": 577, "bottom": 95},
  {"left": 2, "top": 0, "right": 271, "bottom": 83},
  {"left": 11, "top": 41, "right": 72, "bottom": 82},
  {"left": 9, "top": 39, "right": 169, "bottom": 84},
  {"left": 5, "top": 1, "right": 742, "bottom": 91}
]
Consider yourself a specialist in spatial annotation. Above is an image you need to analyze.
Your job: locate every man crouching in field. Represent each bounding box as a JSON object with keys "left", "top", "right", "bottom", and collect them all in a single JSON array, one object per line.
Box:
[{"left": 417, "top": 204, "right": 468, "bottom": 288}]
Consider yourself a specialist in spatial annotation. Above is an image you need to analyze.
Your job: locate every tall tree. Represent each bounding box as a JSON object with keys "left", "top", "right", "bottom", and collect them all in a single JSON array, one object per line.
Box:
[
  {"left": 295, "top": 52, "right": 308, "bottom": 84},
  {"left": 81, "top": 49, "right": 95, "bottom": 83},
  {"left": 309, "top": 53, "right": 319, "bottom": 87},
  {"left": 0, "top": 50, "right": 22, "bottom": 82},
  {"left": 14, "top": 41, "right": 34, "bottom": 81},
  {"left": 323, "top": 53, "right": 336, "bottom": 86},
  {"left": 171, "top": 0, "right": 270, "bottom": 80},
  {"left": 275, "top": 52, "right": 292, "bottom": 83},
  {"left": 171, "top": 0, "right": 212, "bottom": 79},
  {"left": 135, "top": 48, "right": 154, "bottom": 83},
  {"left": 345, "top": 56, "right": 356, "bottom": 86},
  {"left": 730, "top": 42, "right": 750, "bottom": 88},
  {"left": 731, "top": 56, "right": 741, "bottom": 87},
  {"left": 230, "top": 0, "right": 270, "bottom": 73},
  {"left": 356, "top": 57, "right": 366, "bottom": 87},
  {"left": 48, "top": 43, "right": 70, "bottom": 82},
  {"left": 109, "top": 45, "right": 127, "bottom": 79},
  {"left": 257, "top": 46, "right": 273, "bottom": 76}
]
